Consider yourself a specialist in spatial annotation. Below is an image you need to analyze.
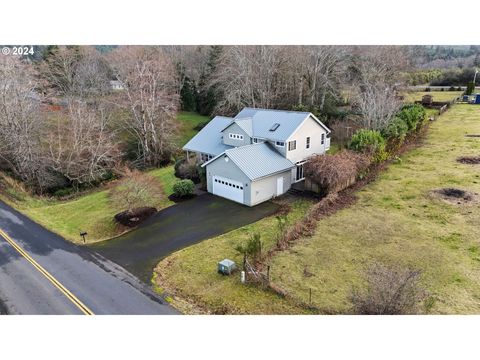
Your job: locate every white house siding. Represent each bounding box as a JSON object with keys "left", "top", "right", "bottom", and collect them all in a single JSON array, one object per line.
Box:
[
  {"left": 205, "top": 155, "right": 251, "bottom": 204},
  {"left": 222, "top": 123, "right": 251, "bottom": 147},
  {"left": 285, "top": 115, "right": 328, "bottom": 164},
  {"left": 249, "top": 171, "right": 292, "bottom": 206}
]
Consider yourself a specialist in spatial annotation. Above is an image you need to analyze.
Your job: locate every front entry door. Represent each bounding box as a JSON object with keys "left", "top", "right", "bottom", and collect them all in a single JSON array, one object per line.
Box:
[{"left": 276, "top": 177, "right": 284, "bottom": 196}]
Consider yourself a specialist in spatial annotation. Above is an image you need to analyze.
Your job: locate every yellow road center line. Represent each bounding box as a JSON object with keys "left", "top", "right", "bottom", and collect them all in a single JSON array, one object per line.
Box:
[{"left": 0, "top": 228, "right": 94, "bottom": 315}]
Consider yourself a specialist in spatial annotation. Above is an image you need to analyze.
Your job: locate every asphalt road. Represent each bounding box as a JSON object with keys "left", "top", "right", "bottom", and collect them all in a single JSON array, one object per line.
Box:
[{"left": 0, "top": 200, "right": 177, "bottom": 315}]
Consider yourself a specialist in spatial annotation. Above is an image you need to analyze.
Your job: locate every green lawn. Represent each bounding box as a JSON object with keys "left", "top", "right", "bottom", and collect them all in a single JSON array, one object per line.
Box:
[
  {"left": 403, "top": 91, "right": 463, "bottom": 103},
  {"left": 154, "top": 199, "right": 316, "bottom": 314},
  {"left": 0, "top": 166, "right": 177, "bottom": 244},
  {"left": 267, "top": 104, "right": 480, "bottom": 314},
  {"left": 175, "top": 111, "right": 210, "bottom": 147},
  {"left": 156, "top": 104, "right": 480, "bottom": 314},
  {"left": 0, "top": 112, "right": 209, "bottom": 244}
]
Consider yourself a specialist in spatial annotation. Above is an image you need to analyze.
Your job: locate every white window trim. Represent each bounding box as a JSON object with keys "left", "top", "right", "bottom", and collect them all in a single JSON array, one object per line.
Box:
[
  {"left": 306, "top": 137, "right": 311, "bottom": 149},
  {"left": 229, "top": 133, "right": 244, "bottom": 140},
  {"left": 321, "top": 133, "right": 325, "bottom": 145},
  {"left": 288, "top": 140, "right": 297, "bottom": 151}
]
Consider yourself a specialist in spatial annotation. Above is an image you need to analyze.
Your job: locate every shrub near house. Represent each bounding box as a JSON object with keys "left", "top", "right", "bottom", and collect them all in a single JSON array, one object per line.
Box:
[{"left": 304, "top": 150, "right": 370, "bottom": 196}]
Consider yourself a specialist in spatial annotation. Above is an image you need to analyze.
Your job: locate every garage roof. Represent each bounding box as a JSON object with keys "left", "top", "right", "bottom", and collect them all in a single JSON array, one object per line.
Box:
[
  {"left": 204, "top": 142, "right": 295, "bottom": 181},
  {"left": 183, "top": 116, "right": 234, "bottom": 156}
]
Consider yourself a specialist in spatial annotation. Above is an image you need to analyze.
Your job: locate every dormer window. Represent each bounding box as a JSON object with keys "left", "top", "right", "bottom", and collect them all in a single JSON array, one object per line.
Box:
[
  {"left": 269, "top": 123, "right": 280, "bottom": 132},
  {"left": 229, "top": 133, "right": 244, "bottom": 140}
]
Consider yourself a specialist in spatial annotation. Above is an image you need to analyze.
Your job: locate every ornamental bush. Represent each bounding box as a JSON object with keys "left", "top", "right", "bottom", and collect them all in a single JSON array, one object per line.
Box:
[
  {"left": 349, "top": 129, "right": 387, "bottom": 162},
  {"left": 173, "top": 179, "right": 195, "bottom": 197},
  {"left": 397, "top": 104, "right": 426, "bottom": 131},
  {"left": 174, "top": 157, "right": 202, "bottom": 183},
  {"left": 381, "top": 116, "right": 409, "bottom": 141}
]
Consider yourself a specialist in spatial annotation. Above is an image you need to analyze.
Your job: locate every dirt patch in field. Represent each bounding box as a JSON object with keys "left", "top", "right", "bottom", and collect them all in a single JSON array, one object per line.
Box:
[
  {"left": 457, "top": 156, "right": 480, "bottom": 164},
  {"left": 431, "top": 188, "right": 480, "bottom": 205}
]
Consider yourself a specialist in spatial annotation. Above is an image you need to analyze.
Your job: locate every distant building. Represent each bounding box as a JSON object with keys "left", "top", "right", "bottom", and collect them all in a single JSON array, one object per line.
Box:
[{"left": 110, "top": 80, "right": 125, "bottom": 91}]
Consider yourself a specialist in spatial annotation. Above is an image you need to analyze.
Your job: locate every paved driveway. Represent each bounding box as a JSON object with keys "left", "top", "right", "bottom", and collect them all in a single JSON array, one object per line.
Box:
[{"left": 90, "top": 194, "right": 278, "bottom": 282}]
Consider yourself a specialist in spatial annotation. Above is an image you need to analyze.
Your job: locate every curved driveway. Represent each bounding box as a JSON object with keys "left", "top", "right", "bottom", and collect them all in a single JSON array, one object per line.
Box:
[{"left": 90, "top": 194, "right": 278, "bottom": 282}]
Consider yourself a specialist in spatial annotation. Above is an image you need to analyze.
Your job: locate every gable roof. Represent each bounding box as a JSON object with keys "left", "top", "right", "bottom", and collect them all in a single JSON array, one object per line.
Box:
[
  {"left": 183, "top": 116, "right": 234, "bottom": 156},
  {"left": 234, "top": 107, "right": 330, "bottom": 141},
  {"left": 203, "top": 142, "right": 295, "bottom": 181},
  {"left": 222, "top": 117, "right": 254, "bottom": 137}
]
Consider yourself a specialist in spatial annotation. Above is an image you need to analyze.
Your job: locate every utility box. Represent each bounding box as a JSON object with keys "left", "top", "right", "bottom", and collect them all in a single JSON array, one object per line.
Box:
[{"left": 218, "top": 259, "right": 236, "bottom": 275}]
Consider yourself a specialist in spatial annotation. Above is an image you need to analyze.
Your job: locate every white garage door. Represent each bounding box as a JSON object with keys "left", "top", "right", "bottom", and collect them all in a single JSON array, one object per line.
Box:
[{"left": 212, "top": 176, "right": 244, "bottom": 204}]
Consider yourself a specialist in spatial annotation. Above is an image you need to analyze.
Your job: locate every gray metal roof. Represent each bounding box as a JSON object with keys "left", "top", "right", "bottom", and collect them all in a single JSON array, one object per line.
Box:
[
  {"left": 183, "top": 116, "right": 234, "bottom": 156},
  {"left": 234, "top": 107, "right": 330, "bottom": 141},
  {"left": 234, "top": 118, "right": 253, "bottom": 136},
  {"left": 210, "top": 142, "right": 295, "bottom": 181}
]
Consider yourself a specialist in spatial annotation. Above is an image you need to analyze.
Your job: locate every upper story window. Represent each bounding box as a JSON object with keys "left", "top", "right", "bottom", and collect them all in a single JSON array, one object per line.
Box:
[
  {"left": 253, "top": 138, "right": 258, "bottom": 143},
  {"left": 229, "top": 133, "right": 244, "bottom": 140},
  {"left": 321, "top": 133, "right": 325, "bottom": 145},
  {"left": 288, "top": 140, "right": 296, "bottom": 151},
  {"left": 306, "top": 137, "right": 311, "bottom": 149},
  {"left": 275, "top": 141, "right": 285, "bottom": 147}
]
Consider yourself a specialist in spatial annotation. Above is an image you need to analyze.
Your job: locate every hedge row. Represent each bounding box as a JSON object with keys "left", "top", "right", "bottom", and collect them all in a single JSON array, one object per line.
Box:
[{"left": 349, "top": 104, "right": 426, "bottom": 162}]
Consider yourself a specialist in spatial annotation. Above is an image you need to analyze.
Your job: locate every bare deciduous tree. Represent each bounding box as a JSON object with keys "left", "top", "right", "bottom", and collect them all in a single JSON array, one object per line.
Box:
[
  {"left": 47, "top": 100, "right": 121, "bottom": 187},
  {"left": 350, "top": 46, "right": 409, "bottom": 130},
  {"left": 296, "top": 46, "right": 347, "bottom": 111},
  {"left": 0, "top": 56, "right": 53, "bottom": 191},
  {"left": 108, "top": 46, "right": 180, "bottom": 167},
  {"left": 209, "top": 46, "right": 294, "bottom": 114},
  {"left": 110, "top": 167, "right": 163, "bottom": 212},
  {"left": 38, "top": 46, "right": 111, "bottom": 97}
]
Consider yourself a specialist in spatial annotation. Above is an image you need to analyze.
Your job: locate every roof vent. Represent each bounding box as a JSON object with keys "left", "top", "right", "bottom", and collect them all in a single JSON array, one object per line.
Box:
[{"left": 269, "top": 123, "right": 280, "bottom": 132}]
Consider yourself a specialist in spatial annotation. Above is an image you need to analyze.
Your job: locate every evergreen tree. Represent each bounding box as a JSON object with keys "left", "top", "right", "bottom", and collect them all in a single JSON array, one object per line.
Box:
[
  {"left": 197, "top": 46, "right": 223, "bottom": 115},
  {"left": 180, "top": 76, "right": 197, "bottom": 111}
]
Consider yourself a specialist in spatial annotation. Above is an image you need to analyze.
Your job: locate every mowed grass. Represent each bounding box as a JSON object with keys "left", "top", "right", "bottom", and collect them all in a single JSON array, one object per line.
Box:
[
  {"left": 154, "top": 199, "right": 316, "bottom": 314},
  {"left": 156, "top": 104, "right": 480, "bottom": 314},
  {"left": 0, "top": 166, "right": 178, "bottom": 244},
  {"left": 403, "top": 91, "right": 463, "bottom": 103},
  {"left": 175, "top": 111, "right": 210, "bottom": 147},
  {"left": 268, "top": 104, "right": 480, "bottom": 314},
  {"left": 0, "top": 112, "right": 209, "bottom": 244}
]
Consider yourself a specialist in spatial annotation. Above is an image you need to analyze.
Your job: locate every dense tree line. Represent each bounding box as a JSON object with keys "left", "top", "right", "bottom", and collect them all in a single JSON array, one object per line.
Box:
[
  {"left": 0, "top": 46, "right": 180, "bottom": 193},
  {"left": 0, "top": 45, "right": 417, "bottom": 194}
]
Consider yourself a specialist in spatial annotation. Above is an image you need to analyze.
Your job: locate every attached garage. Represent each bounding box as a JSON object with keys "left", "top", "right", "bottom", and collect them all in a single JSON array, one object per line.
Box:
[
  {"left": 212, "top": 176, "right": 244, "bottom": 204},
  {"left": 203, "top": 143, "right": 295, "bottom": 206}
]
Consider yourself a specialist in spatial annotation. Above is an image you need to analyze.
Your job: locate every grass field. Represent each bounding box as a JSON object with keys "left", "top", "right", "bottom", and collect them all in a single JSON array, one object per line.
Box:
[
  {"left": 0, "top": 165, "right": 177, "bottom": 244},
  {"left": 403, "top": 91, "right": 463, "bottom": 103},
  {"left": 156, "top": 104, "right": 480, "bottom": 314},
  {"left": 175, "top": 112, "right": 210, "bottom": 147},
  {"left": 267, "top": 104, "right": 480, "bottom": 314},
  {"left": 154, "top": 199, "right": 316, "bottom": 314}
]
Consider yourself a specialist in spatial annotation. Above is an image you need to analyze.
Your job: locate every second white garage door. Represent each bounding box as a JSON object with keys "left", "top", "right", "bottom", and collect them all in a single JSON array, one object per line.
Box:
[{"left": 212, "top": 176, "right": 244, "bottom": 204}]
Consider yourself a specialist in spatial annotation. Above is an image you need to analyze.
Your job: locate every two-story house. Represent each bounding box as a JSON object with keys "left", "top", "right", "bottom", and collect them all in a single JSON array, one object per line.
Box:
[{"left": 183, "top": 107, "right": 331, "bottom": 206}]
